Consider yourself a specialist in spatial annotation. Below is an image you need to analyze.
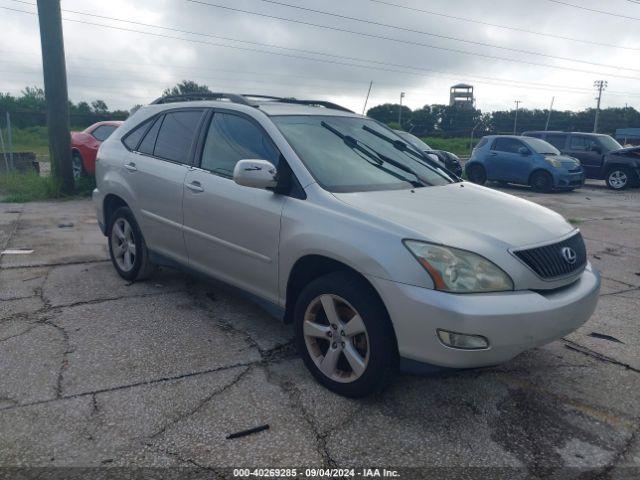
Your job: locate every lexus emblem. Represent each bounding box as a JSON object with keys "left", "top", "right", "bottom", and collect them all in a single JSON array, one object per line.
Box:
[{"left": 561, "top": 246, "right": 577, "bottom": 265}]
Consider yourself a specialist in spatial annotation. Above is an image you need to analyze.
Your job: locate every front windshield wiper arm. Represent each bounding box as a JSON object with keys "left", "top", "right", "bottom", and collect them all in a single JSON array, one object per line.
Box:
[
  {"left": 361, "top": 125, "right": 458, "bottom": 180},
  {"left": 320, "top": 121, "right": 427, "bottom": 187}
]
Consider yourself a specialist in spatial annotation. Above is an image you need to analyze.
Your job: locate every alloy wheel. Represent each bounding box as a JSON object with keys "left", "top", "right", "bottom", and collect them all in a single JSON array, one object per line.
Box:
[
  {"left": 303, "top": 294, "right": 370, "bottom": 383},
  {"left": 608, "top": 170, "right": 628, "bottom": 189},
  {"left": 110, "top": 218, "right": 136, "bottom": 272}
]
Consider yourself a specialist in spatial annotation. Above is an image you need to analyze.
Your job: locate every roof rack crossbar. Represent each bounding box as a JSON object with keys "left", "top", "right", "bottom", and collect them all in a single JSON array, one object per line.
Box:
[
  {"left": 149, "top": 93, "right": 354, "bottom": 113},
  {"left": 150, "top": 93, "right": 252, "bottom": 105}
]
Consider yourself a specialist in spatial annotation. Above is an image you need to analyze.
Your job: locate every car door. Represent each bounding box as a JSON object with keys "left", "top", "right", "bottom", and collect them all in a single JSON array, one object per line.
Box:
[
  {"left": 486, "top": 138, "right": 528, "bottom": 182},
  {"left": 182, "top": 110, "right": 286, "bottom": 303},
  {"left": 566, "top": 135, "right": 602, "bottom": 177},
  {"left": 122, "top": 109, "right": 205, "bottom": 264}
]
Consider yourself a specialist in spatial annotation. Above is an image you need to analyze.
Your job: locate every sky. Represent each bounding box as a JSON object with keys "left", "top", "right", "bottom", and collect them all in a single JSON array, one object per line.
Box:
[{"left": 1, "top": 0, "right": 639, "bottom": 113}]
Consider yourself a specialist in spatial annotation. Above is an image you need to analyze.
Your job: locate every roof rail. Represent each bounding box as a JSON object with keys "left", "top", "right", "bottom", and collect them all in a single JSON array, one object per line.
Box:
[
  {"left": 150, "top": 93, "right": 252, "bottom": 105},
  {"left": 150, "top": 92, "right": 354, "bottom": 113}
]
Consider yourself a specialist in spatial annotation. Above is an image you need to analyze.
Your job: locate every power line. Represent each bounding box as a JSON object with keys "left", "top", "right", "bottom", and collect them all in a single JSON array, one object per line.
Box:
[
  {"left": 5, "top": 6, "right": 640, "bottom": 94},
  {"left": 545, "top": 0, "right": 640, "bottom": 21},
  {"left": 186, "top": 0, "right": 640, "bottom": 75},
  {"left": 367, "top": 0, "right": 640, "bottom": 51}
]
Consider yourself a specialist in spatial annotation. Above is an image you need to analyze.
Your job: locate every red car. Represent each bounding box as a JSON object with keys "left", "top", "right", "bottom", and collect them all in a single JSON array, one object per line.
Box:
[{"left": 71, "top": 121, "right": 123, "bottom": 177}]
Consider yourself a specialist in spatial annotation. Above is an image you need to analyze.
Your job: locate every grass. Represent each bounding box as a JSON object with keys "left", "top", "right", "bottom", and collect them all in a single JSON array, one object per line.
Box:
[
  {"left": 567, "top": 218, "right": 583, "bottom": 225},
  {"left": 421, "top": 137, "right": 477, "bottom": 157},
  {"left": 5, "top": 126, "right": 50, "bottom": 155},
  {"left": 0, "top": 170, "right": 95, "bottom": 202}
]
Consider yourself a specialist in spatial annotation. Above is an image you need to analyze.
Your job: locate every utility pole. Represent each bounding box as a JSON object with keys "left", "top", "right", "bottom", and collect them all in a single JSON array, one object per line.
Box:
[
  {"left": 398, "top": 91, "right": 405, "bottom": 127},
  {"left": 545, "top": 96, "right": 554, "bottom": 131},
  {"left": 513, "top": 100, "right": 521, "bottom": 135},
  {"left": 36, "top": 0, "right": 74, "bottom": 194},
  {"left": 362, "top": 81, "right": 373, "bottom": 115},
  {"left": 593, "top": 80, "right": 607, "bottom": 133}
]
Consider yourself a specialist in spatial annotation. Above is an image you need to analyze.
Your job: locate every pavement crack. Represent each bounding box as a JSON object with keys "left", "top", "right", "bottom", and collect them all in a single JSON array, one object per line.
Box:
[
  {"left": 562, "top": 338, "right": 640, "bottom": 374},
  {"left": 148, "top": 365, "right": 252, "bottom": 440},
  {"left": 0, "top": 361, "right": 257, "bottom": 413},
  {"left": 0, "top": 323, "right": 41, "bottom": 343},
  {"left": 0, "top": 259, "right": 110, "bottom": 270},
  {"left": 38, "top": 318, "right": 72, "bottom": 399},
  {"left": 264, "top": 365, "right": 338, "bottom": 468}
]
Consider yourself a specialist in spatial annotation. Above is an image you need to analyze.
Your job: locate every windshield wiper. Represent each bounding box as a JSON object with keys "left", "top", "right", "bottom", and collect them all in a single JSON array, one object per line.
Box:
[
  {"left": 361, "top": 125, "right": 458, "bottom": 180},
  {"left": 320, "top": 121, "right": 425, "bottom": 187}
]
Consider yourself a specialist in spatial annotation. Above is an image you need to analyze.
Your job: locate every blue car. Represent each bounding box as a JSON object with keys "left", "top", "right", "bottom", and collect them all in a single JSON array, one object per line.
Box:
[{"left": 466, "top": 135, "right": 585, "bottom": 192}]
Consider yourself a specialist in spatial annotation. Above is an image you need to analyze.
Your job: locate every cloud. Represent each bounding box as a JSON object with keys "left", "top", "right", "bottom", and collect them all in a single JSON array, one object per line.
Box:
[{"left": 1, "top": 0, "right": 638, "bottom": 112}]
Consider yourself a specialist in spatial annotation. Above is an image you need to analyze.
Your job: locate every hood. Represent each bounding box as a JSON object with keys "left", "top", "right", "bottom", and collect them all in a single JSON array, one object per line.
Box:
[
  {"left": 609, "top": 145, "right": 640, "bottom": 155},
  {"left": 333, "top": 182, "right": 574, "bottom": 254}
]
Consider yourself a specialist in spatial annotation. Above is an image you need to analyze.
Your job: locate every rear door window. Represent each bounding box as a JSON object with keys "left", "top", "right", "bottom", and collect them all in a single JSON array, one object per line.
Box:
[
  {"left": 153, "top": 110, "right": 204, "bottom": 164},
  {"left": 492, "top": 138, "right": 523, "bottom": 154},
  {"left": 546, "top": 134, "right": 567, "bottom": 150},
  {"left": 91, "top": 125, "right": 118, "bottom": 141}
]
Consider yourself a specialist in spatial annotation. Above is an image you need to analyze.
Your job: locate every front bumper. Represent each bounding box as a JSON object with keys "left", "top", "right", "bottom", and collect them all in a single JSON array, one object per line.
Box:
[
  {"left": 555, "top": 170, "right": 585, "bottom": 188},
  {"left": 368, "top": 263, "right": 600, "bottom": 369}
]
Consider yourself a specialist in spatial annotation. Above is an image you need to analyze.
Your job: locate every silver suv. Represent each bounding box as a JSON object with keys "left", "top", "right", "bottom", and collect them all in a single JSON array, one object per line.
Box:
[{"left": 94, "top": 93, "right": 600, "bottom": 397}]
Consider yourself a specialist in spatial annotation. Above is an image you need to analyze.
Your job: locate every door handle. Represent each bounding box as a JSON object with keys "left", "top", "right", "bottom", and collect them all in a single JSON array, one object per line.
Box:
[
  {"left": 489, "top": 152, "right": 498, "bottom": 156},
  {"left": 124, "top": 162, "right": 137, "bottom": 172},
  {"left": 186, "top": 181, "right": 204, "bottom": 193}
]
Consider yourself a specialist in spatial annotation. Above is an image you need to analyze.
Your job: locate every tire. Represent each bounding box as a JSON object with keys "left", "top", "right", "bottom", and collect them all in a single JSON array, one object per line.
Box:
[
  {"left": 72, "top": 152, "right": 85, "bottom": 179},
  {"left": 466, "top": 164, "right": 486, "bottom": 185},
  {"left": 606, "top": 167, "right": 632, "bottom": 190},
  {"left": 107, "top": 207, "right": 155, "bottom": 281},
  {"left": 294, "top": 271, "right": 398, "bottom": 398},
  {"left": 530, "top": 170, "right": 554, "bottom": 193}
]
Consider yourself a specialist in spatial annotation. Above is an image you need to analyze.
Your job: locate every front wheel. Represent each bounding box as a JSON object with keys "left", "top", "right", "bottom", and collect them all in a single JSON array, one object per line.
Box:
[
  {"left": 530, "top": 170, "right": 554, "bottom": 193},
  {"left": 295, "top": 271, "right": 398, "bottom": 398},
  {"left": 107, "top": 207, "right": 155, "bottom": 281},
  {"left": 606, "top": 167, "right": 631, "bottom": 190}
]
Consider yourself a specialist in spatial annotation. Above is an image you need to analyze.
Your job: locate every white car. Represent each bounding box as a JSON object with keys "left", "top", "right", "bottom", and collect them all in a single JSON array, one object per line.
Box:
[{"left": 93, "top": 93, "right": 600, "bottom": 397}]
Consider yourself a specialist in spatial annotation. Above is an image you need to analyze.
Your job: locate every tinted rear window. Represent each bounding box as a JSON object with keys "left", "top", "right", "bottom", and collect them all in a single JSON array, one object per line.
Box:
[
  {"left": 153, "top": 110, "right": 204, "bottom": 164},
  {"left": 545, "top": 134, "right": 567, "bottom": 150},
  {"left": 122, "top": 120, "right": 152, "bottom": 150},
  {"left": 138, "top": 116, "right": 162, "bottom": 155},
  {"left": 92, "top": 125, "right": 118, "bottom": 142}
]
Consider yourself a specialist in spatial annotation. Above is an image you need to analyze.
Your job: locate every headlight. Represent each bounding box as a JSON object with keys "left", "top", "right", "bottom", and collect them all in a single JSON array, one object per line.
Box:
[
  {"left": 545, "top": 157, "right": 562, "bottom": 168},
  {"left": 404, "top": 241, "right": 514, "bottom": 293}
]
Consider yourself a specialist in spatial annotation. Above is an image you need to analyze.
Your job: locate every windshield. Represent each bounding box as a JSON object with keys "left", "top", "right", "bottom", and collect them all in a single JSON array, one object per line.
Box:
[
  {"left": 523, "top": 137, "right": 560, "bottom": 155},
  {"left": 273, "top": 115, "right": 454, "bottom": 192},
  {"left": 598, "top": 135, "right": 623, "bottom": 152},
  {"left": 394, "top": 130, "right": 432, "bottom": 151}
]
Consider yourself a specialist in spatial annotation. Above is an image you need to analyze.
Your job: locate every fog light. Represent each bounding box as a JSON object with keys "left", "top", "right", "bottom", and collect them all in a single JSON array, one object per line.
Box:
[{"left": 437, "top": 329, "right": 489, "bottom": 350}]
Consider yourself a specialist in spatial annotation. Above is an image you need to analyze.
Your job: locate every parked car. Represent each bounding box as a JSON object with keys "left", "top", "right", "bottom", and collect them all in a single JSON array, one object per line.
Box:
[
  {"left": 466, "top": 135, "right": 585, "bottom": 192},
  {"left": 522, "top": 131, "right": 639, "bottom": 190},
  {"left": 394, "top": 130, "right": 463, "bottom": 176},
  {"left": 94, "top": 94, "right": 600, "bottom": 397},
  {"left": 71, "top": 121, "right": 123, "bottom": 178}
]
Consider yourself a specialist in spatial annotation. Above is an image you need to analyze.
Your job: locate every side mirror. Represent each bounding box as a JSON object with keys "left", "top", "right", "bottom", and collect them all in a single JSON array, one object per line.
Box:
[
  {"left": 233, "top": 159, "right": 278, "bottom": 189},
  {"left": 591, "top": 145, "right": 602, "bottom": 154},
  {"left": 518, "top": 147, "right": 530, "bottom": 155}
]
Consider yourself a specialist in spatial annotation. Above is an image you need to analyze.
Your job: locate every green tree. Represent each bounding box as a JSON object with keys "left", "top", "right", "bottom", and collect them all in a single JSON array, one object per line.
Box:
[
  {"left": 366, "top": 103, "right": 412, "bottom": 128},
  {"left": 91, "top": 100, "right": 108, "bottom": 114},
  {"left": 162, "top": 80, "right": 211, "bottom": 97}
]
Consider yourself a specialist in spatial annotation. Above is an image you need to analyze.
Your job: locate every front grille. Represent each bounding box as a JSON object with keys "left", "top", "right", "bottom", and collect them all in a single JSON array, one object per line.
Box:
[{"left": 513, "top": 232, "right": 587, "bottom": 279}]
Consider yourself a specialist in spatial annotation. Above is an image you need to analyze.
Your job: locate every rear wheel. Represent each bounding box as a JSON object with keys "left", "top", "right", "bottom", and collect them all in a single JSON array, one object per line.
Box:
[
  {"left": 295, "top": 271, "right": 398, "bottom": 398},
  {"left": 107, "top": 207, "right": 155, "bottom": 281},
  {"left": 530, "top": 170, "right": 554, "bottom": 193},
  {"left": 467, "top": 164, "right": 486, "bottom": 185},
  {"left": 606, "top": 167, "right": 631, "bottom": 190},
  {"left": 72, "top": 152, "right": 85, "bottom": 179}
]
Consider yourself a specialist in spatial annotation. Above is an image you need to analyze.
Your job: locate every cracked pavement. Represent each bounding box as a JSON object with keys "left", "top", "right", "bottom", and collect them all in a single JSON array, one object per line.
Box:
[{"left": 1, "top": 181, "right": 639, "bottom": 477}]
